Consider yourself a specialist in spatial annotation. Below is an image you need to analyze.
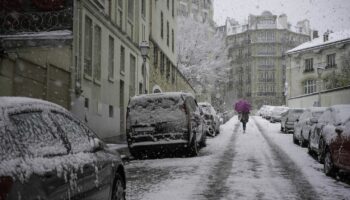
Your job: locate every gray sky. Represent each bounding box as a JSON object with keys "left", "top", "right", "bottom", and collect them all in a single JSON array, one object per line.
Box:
[{"left": 213, "top": 0, "right": 350, "bottom": 34}]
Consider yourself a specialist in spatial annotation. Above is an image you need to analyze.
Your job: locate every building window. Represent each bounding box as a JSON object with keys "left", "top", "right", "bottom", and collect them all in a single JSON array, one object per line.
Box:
[
  {"left": 108, "top": 36, "right": 114, "bottom": 80},
  {"left": 167, "top": 0, "right": 170, "bottom": 10},
  {"left": 154, "top": 46, "right": 158, "bottom": 67},
  {"left": 172, "top": 65, "right": 176, "bottom": 83},
  {"left": 172, "top": 0, "right": 175, "bottom": 17},
  {"left": 127, "top": 0, "right": 134, "bottom": 40},
  {"left": 141, "top": 0, "right": 146, "bottom": 18},
  {"left": 161, "top": 12, "right": 164, "bottom": 39},
  {"left": 326, "top": 53, "right": 336, "bottom": 68},
  {"left": 160, "top": 52, "right": 165, "bottom": 75},
  {"left": 304, "top": 58, "right": 314, "bottom": 73},
  {"left": 109, "top": 105, "right": 114, "bottom": 118},
  {"left": 94, "top": 25, "right": 101, "bottom": 82},
  {"left": 172, "top": 29, "right": 174, "bottom": 52},
  {"left": 84, "top": 16, "right": 93, "bottom": 77},
  {"left": 120, "top": 46, "right": 125, "bottom": 73},
  {"left": 166, "top": 59, "right": 171, "bottom": 81},
  {"left": 84, "top": 97, "right": 89, "bottom": 109},
  {"left": 304, "top": 79, "right": 317, "bottom": 94},
  {"left": 166, "top": 21, "right": 169, "bottom": 46},
  {"left": 116, "top": 0, "right": 123, "bottom": 28},
  {"left": 130, "top": 54, "right": 136, "bottom": 97}
]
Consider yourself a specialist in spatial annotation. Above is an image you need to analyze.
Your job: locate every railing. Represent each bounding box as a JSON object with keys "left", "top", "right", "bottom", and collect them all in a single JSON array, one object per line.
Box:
[{"left": 0, "top": 7, "right": 73, "bottom": 34}]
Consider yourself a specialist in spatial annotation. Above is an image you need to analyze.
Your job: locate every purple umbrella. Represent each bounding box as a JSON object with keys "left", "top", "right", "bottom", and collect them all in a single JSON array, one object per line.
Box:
[{"left": 234, "top": 99, "right": 251, "bottom": 113}]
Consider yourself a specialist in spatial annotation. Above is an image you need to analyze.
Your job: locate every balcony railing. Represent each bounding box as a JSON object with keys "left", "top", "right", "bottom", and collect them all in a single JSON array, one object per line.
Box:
[{"left": 0, "top": 7, "right": 73, "bottom": 34}]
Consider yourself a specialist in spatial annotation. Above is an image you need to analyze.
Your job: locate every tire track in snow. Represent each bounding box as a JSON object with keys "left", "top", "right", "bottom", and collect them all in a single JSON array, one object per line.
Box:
[
  {"left": 198, "top": 122, "right": 241, "bottom": 199},
  {"left": 253, "top": 117, "right": 320, "bottom": 200}
]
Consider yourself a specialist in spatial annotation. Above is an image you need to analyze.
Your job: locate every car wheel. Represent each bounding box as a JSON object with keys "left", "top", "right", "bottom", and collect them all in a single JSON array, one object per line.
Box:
[
  {"left": 317, "top": 139, "right": 325, "bottom": 164},
  {"left": 324, "top": 148, "right": 337, "bottom": 177},
  {"left": 293, "top": 133, "right": 299, "bottom": 145},
  {"left": 188, "top": 134, "right": 198, "bottom": 157},
  {"left": 308, "top": 134, "right": 314, "bottom": 156},
  {"left": 112, "top": 173, "right": 125, "bottom": 200},
  {"left": 199, "top": 132, "right": 207, "bottom": 148},
  {"left": 299, "top": 132, "right": 307, "bottom": 147}
]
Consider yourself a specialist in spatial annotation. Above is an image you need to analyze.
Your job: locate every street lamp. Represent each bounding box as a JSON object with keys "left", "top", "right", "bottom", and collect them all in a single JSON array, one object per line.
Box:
[
  {"left": 139, "top": 41, "right": 150, "bottom": 94},
  {"left": 139, "top": 41, "right": 150, "bottom": 62},
  {"left": 317, "top": 67, "right": 325, "bottom": 107}
]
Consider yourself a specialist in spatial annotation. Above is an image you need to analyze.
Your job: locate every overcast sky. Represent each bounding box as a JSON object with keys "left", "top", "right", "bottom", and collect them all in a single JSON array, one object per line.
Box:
[{"left": 213, "top": 0, "right": 350, "bottom": 34}]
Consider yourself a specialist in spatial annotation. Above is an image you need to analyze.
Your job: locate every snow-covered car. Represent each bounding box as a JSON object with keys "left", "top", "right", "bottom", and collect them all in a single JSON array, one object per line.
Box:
[
  {"left": 198, "top": 102, "right": 220, "bottom": 136},
  {"left": 293, "top": 107, "right": 327, "bottom": 147},
  {"left": 269, "top": 106, "right": 288, "bottom": 123},
  {"left": 308, "top": 105, "right": 350, "bottom": 166},
  {"left": 0, "top": 97, "right": 126, "bottom": 200},
  {"left": 258, "top": 105, "right": 274, "bottom": 119},
  {"left": 222, "top": 110, "right": 234, "bottom": 123},
  {"left": 281, "top": 108, "right": 304, "bottom": 133},
  {"left": 323, "top": 115, "right": 350, "bottom": 177},
  {"left": 126, "top": 92, "right": 206, "bottom": 158}
]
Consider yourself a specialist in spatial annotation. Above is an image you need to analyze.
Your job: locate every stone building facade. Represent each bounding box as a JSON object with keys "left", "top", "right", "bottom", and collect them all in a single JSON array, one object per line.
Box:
[
  {"left": 225, "top": 11, "right": 311, "bottom": 109},
  {"left": 149, "top": 0, "right": 196, "bottom": 95},
  {"left": 0, "top": 0, "right": 151, "bottom": 142},
  {"left": 286, "top": 30, "right": 350, "bottom": 108},
  {"left": 0, "top": 1, "right": 74, "bottom": 109}
]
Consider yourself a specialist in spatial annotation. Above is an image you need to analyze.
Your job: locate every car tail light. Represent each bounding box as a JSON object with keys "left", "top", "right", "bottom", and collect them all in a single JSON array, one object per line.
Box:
[{"left": 0, "top": 176, "right": 13, "bottom": 200}]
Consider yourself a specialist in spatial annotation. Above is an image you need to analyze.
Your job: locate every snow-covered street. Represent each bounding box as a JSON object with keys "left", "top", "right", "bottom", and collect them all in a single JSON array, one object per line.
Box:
[{"left": 125, "top": 116, "right": 350, "bottom": 200}]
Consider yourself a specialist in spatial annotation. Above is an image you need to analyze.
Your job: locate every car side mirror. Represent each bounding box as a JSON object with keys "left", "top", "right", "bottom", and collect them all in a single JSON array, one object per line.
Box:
[
  {"left": 335, "top": 127, "right": 343, "bottom": 135},
  {"left": 90, "top": 138, "right": 104, "bottom": 152}
]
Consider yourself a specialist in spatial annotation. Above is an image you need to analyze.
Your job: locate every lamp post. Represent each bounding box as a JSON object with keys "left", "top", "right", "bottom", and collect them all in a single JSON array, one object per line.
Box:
[
  {"left": 317, "top": 67, "right": 325, "bottom": 107},
  {"left": 139, "top": 41, "right": 150, "bottom": 94},
  {"left": 139, "top": 41, "right": 150, "bottom": 62}
]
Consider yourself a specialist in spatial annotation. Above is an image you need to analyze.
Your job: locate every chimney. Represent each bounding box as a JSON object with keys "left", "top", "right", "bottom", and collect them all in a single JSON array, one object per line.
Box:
[
  {"left": 313, "top": 30, "right": 319, "bottom": 39},
  {"left": 323, "top": 31, "right": 330, "bottom": 42}
]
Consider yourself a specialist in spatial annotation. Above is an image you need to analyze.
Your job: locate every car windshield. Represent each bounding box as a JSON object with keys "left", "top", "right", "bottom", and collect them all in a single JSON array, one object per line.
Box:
[{"left": 0, "top": 112, "right": 68, "bottom": 161}]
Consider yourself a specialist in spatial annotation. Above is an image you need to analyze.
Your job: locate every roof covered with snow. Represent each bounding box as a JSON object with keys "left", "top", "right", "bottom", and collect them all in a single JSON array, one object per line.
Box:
[
  {"left": 130, "top": 92, "right": 195, "bottom": 102},
  {"left": 287, "top": 30, "right": 350, "bottom": 54}
]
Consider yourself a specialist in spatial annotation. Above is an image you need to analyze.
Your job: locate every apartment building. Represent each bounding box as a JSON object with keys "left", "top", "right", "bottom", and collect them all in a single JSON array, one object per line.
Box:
[
  {"left": 286, "top": 30, "right": 350, "bottom": 108},
  {"left": 225, "top": 11, "right": 311, "bottom": 109},
  {"left": 149, "top": 0, "right": 196, "bottom": 94}
]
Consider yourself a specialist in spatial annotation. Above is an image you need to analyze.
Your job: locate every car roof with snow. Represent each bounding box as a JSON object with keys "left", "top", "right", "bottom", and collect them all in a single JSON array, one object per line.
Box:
[
  {"left": 0, "top": 97, "right": 65, "bottom": 113},
  {"left": 130, "top": 92, "right": 195, "bottom": 102}
]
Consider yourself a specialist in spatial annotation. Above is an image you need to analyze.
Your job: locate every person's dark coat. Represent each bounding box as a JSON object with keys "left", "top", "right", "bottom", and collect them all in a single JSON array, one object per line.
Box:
[{"left": 240, "top": 112, "right": 249, "bottom": 123}]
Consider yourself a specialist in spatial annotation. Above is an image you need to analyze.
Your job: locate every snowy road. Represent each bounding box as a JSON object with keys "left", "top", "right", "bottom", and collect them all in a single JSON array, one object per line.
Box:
[{"left": 125, "top": 116, "right": 350, "bottom": 200}]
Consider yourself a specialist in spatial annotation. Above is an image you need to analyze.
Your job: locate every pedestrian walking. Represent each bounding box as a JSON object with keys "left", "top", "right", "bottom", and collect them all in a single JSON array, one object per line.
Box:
[
  {"left": 238, "top": 112, "right": 249, "bottom": 133},
  {"left": 234, "top": 99, "right": 251, "bottom": 133}
]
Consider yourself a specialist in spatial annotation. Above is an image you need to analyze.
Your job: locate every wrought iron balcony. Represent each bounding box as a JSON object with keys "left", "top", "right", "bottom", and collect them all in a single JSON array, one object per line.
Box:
[{"left": 0, "top": 7, "right": 73, "bottom": 35}]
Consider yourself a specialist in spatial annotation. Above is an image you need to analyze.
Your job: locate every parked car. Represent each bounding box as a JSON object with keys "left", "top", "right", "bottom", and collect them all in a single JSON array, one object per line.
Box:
[
  {"left": 281, "top": 108, "right": 304, "bottom": 133},
  {"left": 308, "top": 105, "right": 350, "bottom": 169},
  {"left": 269, "top": 106, "right": 288, "bottom": 123},
  {"left": 126, "top": 92, "right": 206, "bottom": 158},
  {"left": 263, "top": 106, "right": 276, "bottom": 120},
  {"left": 0, "top": 97, "right": 126, "bottom": 200},
  {"left": 324, "top": 116, "right": 350, "bottom": 177},
  {"left": 198, "top": 102, "right": 220, "bottom": 136},
  {"left": 293, "top": 107, "right": 327, "bottom": 147}
]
